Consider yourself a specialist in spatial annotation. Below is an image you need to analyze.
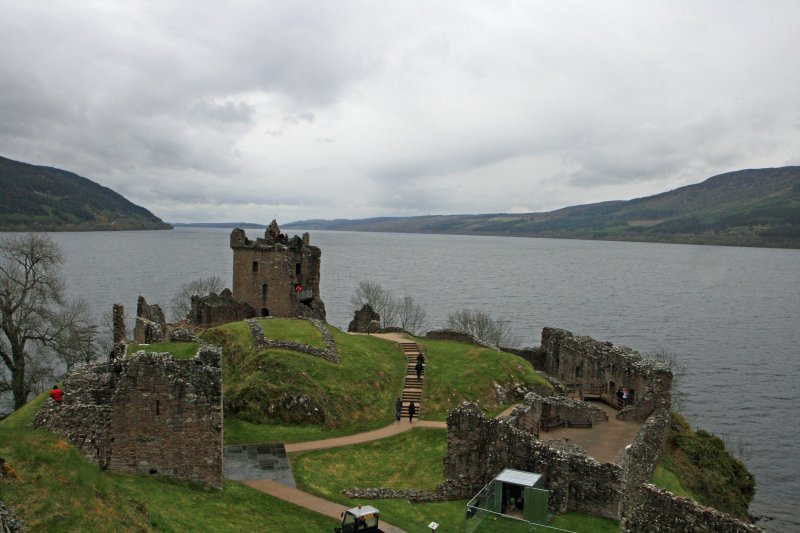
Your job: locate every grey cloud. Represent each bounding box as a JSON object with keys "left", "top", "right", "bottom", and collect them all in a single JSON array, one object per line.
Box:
[{"left": 1, "top": 1, "right": 799, "bottom": 222}]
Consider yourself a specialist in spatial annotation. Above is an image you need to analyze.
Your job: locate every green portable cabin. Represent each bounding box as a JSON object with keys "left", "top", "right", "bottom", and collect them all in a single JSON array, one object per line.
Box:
[{"left": 490, "top": 468, "right": 548, "bottom": 524}]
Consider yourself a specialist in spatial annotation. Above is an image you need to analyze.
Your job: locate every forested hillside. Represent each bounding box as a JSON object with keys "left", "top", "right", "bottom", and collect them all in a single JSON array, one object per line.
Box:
[
  {"left": 0, "top": 155, "right": 171, "bottom": 231},
  {"left": 287, "top": 167, "right": 800, "bottom": 248}
]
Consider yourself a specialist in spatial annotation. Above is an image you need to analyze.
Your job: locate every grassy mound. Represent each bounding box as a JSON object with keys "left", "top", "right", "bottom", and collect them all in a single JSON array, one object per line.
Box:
[
  {"left": 202, "top": 321, "right": 407, "bottom": 442},
  {"left": 0, "top": 393, "right": 336, "bottom": 532},
  {"left": 653, "top": 412, "right": 755, "bottom": 519},
  {"left": 416, "top": 337, "right": 552, "bottom": 419}
]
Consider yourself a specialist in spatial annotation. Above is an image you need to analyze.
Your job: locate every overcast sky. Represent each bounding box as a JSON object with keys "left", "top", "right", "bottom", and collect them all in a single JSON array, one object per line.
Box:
[{"left": 1, "top": 1, "right": 799, "bottom": 223}]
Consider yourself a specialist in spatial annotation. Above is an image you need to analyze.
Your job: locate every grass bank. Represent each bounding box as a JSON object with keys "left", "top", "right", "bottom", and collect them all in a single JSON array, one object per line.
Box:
[
  {"left": 653, "top": 412, "right": 755, "bottom": 519},
  {"left": 415, "top": 337, "right": 552, "bottom": 419},
  {"left": 0, "top": 394, "right": 336, "bottom": 532}
]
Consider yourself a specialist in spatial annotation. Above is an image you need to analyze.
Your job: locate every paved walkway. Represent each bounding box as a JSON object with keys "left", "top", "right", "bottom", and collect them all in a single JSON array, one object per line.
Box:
[{"left": 244, "top": 479, "right": 407, "bottom": 533}]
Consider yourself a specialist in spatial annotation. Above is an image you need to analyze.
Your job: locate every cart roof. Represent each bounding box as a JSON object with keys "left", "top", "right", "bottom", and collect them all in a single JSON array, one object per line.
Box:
[{"left": 346, "top": 505, "right": 380, "bottom": 518}]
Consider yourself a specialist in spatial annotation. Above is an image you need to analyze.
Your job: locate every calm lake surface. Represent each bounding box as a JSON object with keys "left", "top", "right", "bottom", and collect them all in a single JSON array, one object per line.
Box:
[{"left": 3, "top": 227, "right": 798, "bottom": 530}]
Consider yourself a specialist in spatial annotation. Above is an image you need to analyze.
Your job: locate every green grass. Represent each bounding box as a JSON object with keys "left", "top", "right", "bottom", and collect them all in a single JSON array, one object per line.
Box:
[
  {"left": 224, "top": 415, "right": 393, "bottom": 445},
  {"left": 203, "top": 321, "right": 407, "bottom": 441},
  {"left": 292, "top": 427, "right": 471, "bottom": 532},
  {"left": 416, "top": 338, "right": 552, "bottom": 419},
  {"left": 127, "top": 342, "right": 200, "bottom": 359},
  {"left": 258, "top": 317, "right": 327, "bottom": 348},
  {"left": 0, "top": 393, "right": 337, "bottom": 532},
  {"left": 653, "top": 412, "right": 754, "bottom": 519},
  {"left": 651, "top": 463, "right": 693, "bottom": 498}
]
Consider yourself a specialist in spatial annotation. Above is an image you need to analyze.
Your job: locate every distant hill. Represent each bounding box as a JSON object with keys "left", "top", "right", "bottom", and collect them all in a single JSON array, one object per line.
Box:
[
  {"left": 0, "top": 155, "right": 171, "bottom": 231},
  {"left": 171, "top": 222, "right": 266, "bottom": 229},
  {"left": 286, "top": 167, "right": 800, "bottom": 248}
]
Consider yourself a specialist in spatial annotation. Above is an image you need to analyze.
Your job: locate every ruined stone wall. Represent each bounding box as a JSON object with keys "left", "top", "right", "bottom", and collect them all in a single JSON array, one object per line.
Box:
[
  {"left": 424, "top": 329, "right": 492, "bottom": 348},
  {"left": 133, "top": 296, "right": 167, "bottom": 344},
  {"left": 189, "top": 288, "right": 256, "bottom": 327},
  {"left": 33, "top": 347, "right": 223, "bottom": 488},
  {"left": 500, "top": 346, "right": 547, "bottom": 370},
  {"left": 621, "top": 484, "right": 762, "bottom": 533},
  {"left": 230, "top": 226, "right": 325, "bottom": 320},
  {"left": 540, "top": 328, "right": 672, "bottom": 421},
  {"left": 347, "top": 304, "right": 381, "bottom": 333},
  {"left": 505, "top": 392, "right": 608, "bottom": 434},
  {"left": 0, "top": 502, "right": 23, "bottom": 532},
  {"left": 619, "top": 408, "right": 671, "bottom": 519},
  {"left": 443, "top": 403, "right": 622, "bottom": 518},
  {"left": 247, "top": 318, "right": 340, "bottom": 363}
]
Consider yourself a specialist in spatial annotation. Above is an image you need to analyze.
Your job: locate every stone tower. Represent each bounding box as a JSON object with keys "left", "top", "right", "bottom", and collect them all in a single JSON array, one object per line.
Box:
[{"left": 230, "top": 221, "right": 326, "bottom": 320}]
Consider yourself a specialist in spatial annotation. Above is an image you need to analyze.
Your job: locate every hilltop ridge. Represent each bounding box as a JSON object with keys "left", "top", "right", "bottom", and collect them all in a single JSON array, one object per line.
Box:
[
  {"left": 286, "top": 166, "right": 800, "bottom": 248},
  {"left": 0, "top": 155, "right": 171, "bottom": 231}
]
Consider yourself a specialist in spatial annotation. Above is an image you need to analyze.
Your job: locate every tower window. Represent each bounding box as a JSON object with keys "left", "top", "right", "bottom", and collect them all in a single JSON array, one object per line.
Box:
[
  {"left": 252, "top": 261, "right": 259, "bottom": 272},
  {"left": 295, "top": 263, "right": 301, "bottom": 275}
]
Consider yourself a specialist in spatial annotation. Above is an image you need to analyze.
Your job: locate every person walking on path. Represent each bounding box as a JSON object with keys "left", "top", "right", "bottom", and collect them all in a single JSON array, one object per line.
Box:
[
  {"left": 395, "top": 397, "right": 402, "bottom": 422},
  {"left": 408, "top": 401, "right": 416, "bottom": 423},
  {"left": 50, "top": 385, "right": 63, "bottom": 403},
  {"left": 415, "top": 359, "right": 423, "bottom": 380}
]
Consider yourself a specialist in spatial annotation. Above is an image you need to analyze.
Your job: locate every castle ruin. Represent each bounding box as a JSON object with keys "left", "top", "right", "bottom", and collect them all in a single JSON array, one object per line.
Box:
[
  {"left": 230, "top": 220, "right": 326, "bottom": 320},
  {"left": 34, "top": 347, "right": 224, "bottom": 488}
]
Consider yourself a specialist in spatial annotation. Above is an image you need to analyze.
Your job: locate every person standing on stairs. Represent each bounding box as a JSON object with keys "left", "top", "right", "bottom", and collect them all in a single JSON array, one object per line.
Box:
[
  {"left": 415, "top": 359, "right": 424, "bottom": 380},
  {"left": 408, "top": 401, "right": 416, "bottom": 423}
]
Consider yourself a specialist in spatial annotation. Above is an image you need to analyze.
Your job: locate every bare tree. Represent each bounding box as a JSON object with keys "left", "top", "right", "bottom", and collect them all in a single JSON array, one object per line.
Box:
[
  {"left": 350, "top": 281, "right": 398, "bottom": 329},
  {"left": 169, "top": 275, "right": 224, "bottom": 321},
  {"left": 445, "top": 309, "right": 519, "bottom": 348},
  {"left": 396, "top": 295, "right": 427, "bottom": 334},
  {"left": 0, "top": 234, "right": 97, "bottom": 409}
]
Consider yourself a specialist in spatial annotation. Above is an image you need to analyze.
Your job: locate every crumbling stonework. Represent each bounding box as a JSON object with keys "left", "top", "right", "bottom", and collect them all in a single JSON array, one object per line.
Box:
[
  {"left": 33, "top": 347, "right": 223, "bottom": 488},
  {"left": 112, "top": 303, "right": 127, "bottom": 359},
  {"left": 247, "top": 318, "right": 340, "bottom": 363},
  {"left": 347, "top": 304, "right": 381, "bottom": 333},
  {"left": 0, "top": 501, "right": 22, "bottom": 533},
  {"left": 505, "top": 392, "right": 608, "bottom": 434},
  {"left": 230, "top": 221, "right": 326, "bottom": 320},
  {"left": 619, "top": 408, "right": 671, "bottom": 518},
  {"left": 621, "top": 484, "right": 762, "bottom": 533},
  {"left": 133, "top": 296, "right": 167, "bottom": 344},
  {"left": 425, "top": 329, "right": 492, "bottom": 348},
  {"left": 539, "top": 328, "right": 672, "bottom": 421},
  {"left": 189, "top": 288, "right": 256, "bottom": 327},
  {"left": 443, "top": 402, "right": 622, "bottom": 518}
]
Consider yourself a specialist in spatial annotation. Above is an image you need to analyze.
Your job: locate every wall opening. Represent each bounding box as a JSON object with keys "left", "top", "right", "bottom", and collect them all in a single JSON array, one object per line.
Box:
[
  {"left": 156, "top": 399, "right": 160, "bottom": 415},
  {"left": 252, "top": 261, "right": 259, "bottom": 273},
  {"left": 295, "top": 262, "right": 301, "bottom": 275},
  {"left": 261, "top": 308, "right": 269, "bottom": 317},
  {"left": 261, "top": 283, "right": 268, "bottom": 302}
]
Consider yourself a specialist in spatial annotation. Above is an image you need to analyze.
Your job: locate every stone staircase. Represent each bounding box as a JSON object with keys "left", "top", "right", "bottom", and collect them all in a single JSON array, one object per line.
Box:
[{"left": 399, "top": 342, "right": 425, "bottom": 419}]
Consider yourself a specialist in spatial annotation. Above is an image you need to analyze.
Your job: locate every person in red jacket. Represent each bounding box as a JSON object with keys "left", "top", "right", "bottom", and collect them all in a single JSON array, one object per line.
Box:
[{"left": 50, "top": 385, "right": 63, "bottom": 403}]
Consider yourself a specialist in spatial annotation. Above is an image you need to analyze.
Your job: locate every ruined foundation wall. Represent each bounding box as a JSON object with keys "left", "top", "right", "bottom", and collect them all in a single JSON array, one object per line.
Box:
[
  {"left": 506, "top": 392, "right": 608, "bottom": 434},
  {"left": 619, "top": 408, "right": 671, "bottom": 518},
  {"left": 443, "top": 403, "right": 622, "bottom": 519},
  {"left": 540, "top": 328, "right": 672, "bottom": 421},
  {"left": 621, "top": 484, "right": 762, "bottom": 533},
  {"left": 34, "top": 347, "right": 223, "bottom": 488}
]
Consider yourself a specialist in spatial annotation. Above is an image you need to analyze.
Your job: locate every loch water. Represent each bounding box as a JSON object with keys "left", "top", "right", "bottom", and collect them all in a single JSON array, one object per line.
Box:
[{"left": 2, "top": 227, "right": 798, "bottom": 531}]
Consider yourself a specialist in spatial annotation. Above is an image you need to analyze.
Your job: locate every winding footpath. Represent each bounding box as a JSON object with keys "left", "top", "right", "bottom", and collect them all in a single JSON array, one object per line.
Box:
[
  {"left": 237, "top": 332, "right": 434, "bottom": 533},
  {"left": 233, "top": 329, "right": 638, "bottom": 531}
]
